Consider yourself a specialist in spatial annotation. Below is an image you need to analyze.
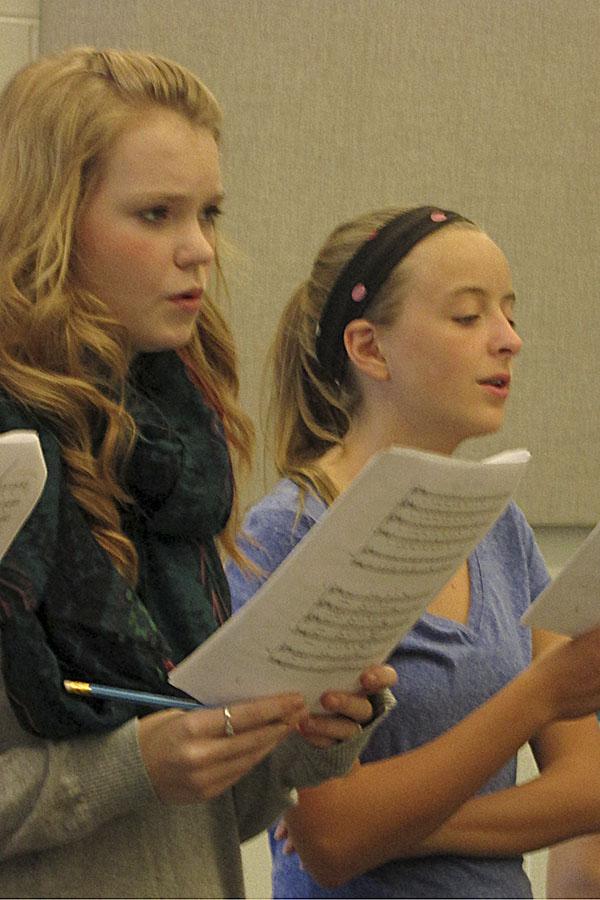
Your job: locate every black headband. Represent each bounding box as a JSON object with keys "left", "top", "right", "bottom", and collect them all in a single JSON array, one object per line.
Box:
[{"left": 315, "top": 206, "right": 471, "bottom": 384}]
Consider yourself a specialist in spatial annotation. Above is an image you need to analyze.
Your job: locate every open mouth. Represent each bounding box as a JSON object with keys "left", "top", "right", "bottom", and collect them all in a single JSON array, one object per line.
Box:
[
  {"left": 168, "top": 288, "right": 204, "bottom": 308},
  {"left": 478, "top": 375, "right": 510, "bottom": 388},
  {"left": 174, "top": 290, "right": 202, "bottom": 301}
]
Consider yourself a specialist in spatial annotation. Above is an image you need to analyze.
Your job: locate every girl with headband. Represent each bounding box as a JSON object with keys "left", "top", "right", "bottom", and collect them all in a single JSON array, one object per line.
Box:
[
  {"left": 227, "top": 205, "right": 600, "bottom": 898},
  {"left": 0, "top": 48, "right": 396, "bottom": 899}
]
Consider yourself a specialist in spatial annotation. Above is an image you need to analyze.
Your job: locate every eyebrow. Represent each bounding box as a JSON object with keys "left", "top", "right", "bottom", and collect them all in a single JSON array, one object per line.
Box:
[
  {"left": 450, "top": 286, "right": 517, "bottom": 304},
  {"left": 127, "top": 190, "right": 225, "bottom": 205}
]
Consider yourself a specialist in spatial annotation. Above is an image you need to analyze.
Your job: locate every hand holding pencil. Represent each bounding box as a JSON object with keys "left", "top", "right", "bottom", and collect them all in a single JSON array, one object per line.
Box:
[
  {"left": 63, "top": 679, "right": 205, "bottom": 710},
  {"left": 64, "top": 665, "right": 396, "bottom": 804}
]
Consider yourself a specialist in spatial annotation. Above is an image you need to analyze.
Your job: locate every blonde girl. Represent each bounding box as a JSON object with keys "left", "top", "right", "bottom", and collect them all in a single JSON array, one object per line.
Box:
[
  {"left": 0, "top": 48, "right": 394, "bottom": 899},
  {"left": 228, "top": 206, "right": 600, "bottom": 899}
]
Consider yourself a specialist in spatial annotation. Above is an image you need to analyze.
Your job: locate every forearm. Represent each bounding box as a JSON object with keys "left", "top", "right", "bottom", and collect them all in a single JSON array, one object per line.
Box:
[
  {"left": 403, "top": 639, "right": 600, "bottom": 861},
  {"left": 408, "top": 643, "right": 600, "bottom": 862},
  {"left": 285, "top": 669, "right": 554, "bottom": 887},
  {"left": 0, "top": 719, "right": 155, "bottom": 860},
  {"left": 235, "top": 690, "right": 395, "bottom": 843},
  {"left": 410, "top": 751, "right": 600, "bottom": 859}
]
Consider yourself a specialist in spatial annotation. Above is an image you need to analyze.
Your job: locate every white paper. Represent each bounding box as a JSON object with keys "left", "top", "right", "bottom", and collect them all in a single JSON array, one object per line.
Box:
[
  {"left": 170, "top": 446, "right": 530, "bottom": 710},
  {"left": 521, "top": 521, "right": 600, "bottom": 636},
  {"left": 0, "top": 430, "right": 47, "bottom": 560}
]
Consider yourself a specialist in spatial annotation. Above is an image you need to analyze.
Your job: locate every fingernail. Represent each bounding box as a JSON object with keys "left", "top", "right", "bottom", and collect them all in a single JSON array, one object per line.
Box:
[{"left": 287, "top": 713, "right": 307, "bottom": 731}]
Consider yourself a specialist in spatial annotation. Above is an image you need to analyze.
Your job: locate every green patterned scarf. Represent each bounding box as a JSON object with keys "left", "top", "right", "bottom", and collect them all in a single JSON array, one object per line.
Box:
[{"left": 0, "top": 352, "right": 233, "bottom": 738}]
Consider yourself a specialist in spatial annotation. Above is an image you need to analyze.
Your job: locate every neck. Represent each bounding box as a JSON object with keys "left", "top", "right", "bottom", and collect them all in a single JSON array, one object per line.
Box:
[{"left": 318, "top": 404, "right": 463, "bottom": 495}]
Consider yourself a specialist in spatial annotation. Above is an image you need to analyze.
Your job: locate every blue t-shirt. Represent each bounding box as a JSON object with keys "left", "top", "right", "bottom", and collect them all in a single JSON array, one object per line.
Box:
[{"left": 227, "top": 479, "right": 550, "bottom": 899}]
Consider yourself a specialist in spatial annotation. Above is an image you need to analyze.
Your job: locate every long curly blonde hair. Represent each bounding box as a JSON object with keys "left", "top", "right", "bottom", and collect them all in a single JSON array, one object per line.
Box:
[{"left": 0, "top": 47, "right": 253, "bottom": 582}]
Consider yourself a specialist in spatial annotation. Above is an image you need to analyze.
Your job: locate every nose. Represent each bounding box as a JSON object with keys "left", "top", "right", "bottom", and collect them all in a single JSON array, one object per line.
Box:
[
  {"left": 492, "top": 314, "right": 522, "bottom": 357},
  {"left": 174, "top": 221, "right": 215, "bottom": 271}
]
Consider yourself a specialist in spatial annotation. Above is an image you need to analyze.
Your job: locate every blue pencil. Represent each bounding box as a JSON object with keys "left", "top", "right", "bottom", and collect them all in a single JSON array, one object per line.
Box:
[{"left": 63, "top": 679, "right": 205, "bottom": 710}]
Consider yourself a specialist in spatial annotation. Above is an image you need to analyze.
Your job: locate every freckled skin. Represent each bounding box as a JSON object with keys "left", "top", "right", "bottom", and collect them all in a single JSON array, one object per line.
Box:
[
  {"left": 373, "top": 228, "right": 522, "bottom": 453},
  {"left": 75, "top": 109, "right": 223, "bottom": 352}
]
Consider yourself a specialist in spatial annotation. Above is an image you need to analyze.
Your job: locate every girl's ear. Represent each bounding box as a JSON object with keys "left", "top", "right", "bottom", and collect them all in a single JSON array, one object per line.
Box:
[{"left": 343, "top": 319, "right": 390, "bottom": 382}]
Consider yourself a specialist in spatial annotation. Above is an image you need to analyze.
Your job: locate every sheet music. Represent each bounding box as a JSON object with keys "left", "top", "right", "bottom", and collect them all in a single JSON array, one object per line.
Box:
[
  {"left": 521, "top": 520, "right": 600, "bottom": 636},
  {"left": 0, "top": 430, "right": 47, "bottom": 560},
  {"left": 170, "top": 446, "right": 530, "bottom": 710}
]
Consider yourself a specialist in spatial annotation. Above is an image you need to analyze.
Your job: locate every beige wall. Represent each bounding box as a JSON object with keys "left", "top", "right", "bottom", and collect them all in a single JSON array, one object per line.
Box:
[
  {"left": 0, "top": 0, "right": 38, "bottom": 87},
  {"left": 39, "top": 0, "right": 600, "bottom": 526}
]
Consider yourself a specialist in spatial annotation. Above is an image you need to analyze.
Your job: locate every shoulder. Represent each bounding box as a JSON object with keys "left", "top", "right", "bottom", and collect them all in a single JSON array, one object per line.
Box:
[
  {"left": 0, "top": 392, "right": 62, "bottom": 478},
  {"left": 483, "top": 500, "right": 536, "bottom": 553},
  {"left": 244, "top": 479, "right": 325, "bottom": 536},
  {"left": 0, "top": 391, "right": 60, "bottom": 443},
  {"left": 227, "top": 480, "right": 326, "bottom": 612},
  {"left": 478, "top": 500, "right": 550, "bottom": 598},
  {"left": 0, "top": 395, "right": 66, "bottom": 571},
  {"left": 0, "top": 392, "right": 38, "bottom": 430}
]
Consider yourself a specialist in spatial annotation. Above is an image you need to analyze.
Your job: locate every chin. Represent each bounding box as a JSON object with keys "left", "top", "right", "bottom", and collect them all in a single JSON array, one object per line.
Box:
[
  {"left": 470, "top": 417, "right": 505, "bottom": 439},
  {"left": 450, "top": 413, "right": 505, "bottom": 446},
  {"left": 132, "top": 332, "right": 195, "bottom": 353}
]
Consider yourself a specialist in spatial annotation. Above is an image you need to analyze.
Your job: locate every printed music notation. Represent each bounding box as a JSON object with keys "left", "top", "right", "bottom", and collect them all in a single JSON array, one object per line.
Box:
[{"left": 170, "top": 446, "right": 530, "bottom": 710}]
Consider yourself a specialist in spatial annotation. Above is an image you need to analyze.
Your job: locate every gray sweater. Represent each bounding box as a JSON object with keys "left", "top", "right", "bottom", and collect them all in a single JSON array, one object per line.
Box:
[{"left": 0, "top": 651, "right": 392, "bottom": 898}]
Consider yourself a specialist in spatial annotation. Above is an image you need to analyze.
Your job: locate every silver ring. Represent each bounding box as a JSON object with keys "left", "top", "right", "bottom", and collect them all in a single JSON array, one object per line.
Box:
[{"left": 223, "top": 706, "right": 235, "bottom": 737}]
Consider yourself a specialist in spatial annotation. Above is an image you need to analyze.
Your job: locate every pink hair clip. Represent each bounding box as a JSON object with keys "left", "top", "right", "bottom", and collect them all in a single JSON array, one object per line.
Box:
[
  {"left": 430, "top": 211, "right": 447, "bottom": 222},
  {"left": 351, "top": 283, "right": 367, "bottom": 302}
]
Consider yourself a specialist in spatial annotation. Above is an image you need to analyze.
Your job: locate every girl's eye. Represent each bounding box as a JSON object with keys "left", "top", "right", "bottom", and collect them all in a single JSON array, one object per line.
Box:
[
  {"left": 453, "top": 315, "right": 479, "bottom": 326},
  {"left": 200, "top": 204, "right": 223, "bottom": 225},
  {"left": 139, "top": 206, "right": 169, "bottom": 224}
]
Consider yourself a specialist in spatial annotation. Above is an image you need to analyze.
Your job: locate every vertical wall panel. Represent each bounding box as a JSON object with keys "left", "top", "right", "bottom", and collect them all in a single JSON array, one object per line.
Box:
[
  {"left": 0, "top": 0, "right": 39, "bottom": 88},
  {"left": 39, "top": 0, "right": 600, "bottom": 525}
]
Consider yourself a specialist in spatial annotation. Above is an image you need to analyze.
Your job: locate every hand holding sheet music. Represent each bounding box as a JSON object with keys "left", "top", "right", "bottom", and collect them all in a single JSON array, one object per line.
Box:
[
  {"left": 170, "top": 446, "right": 530, "bottom": 710},
  {"left": 0, "top": 430, "right": 47, "bottom": 560}
]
